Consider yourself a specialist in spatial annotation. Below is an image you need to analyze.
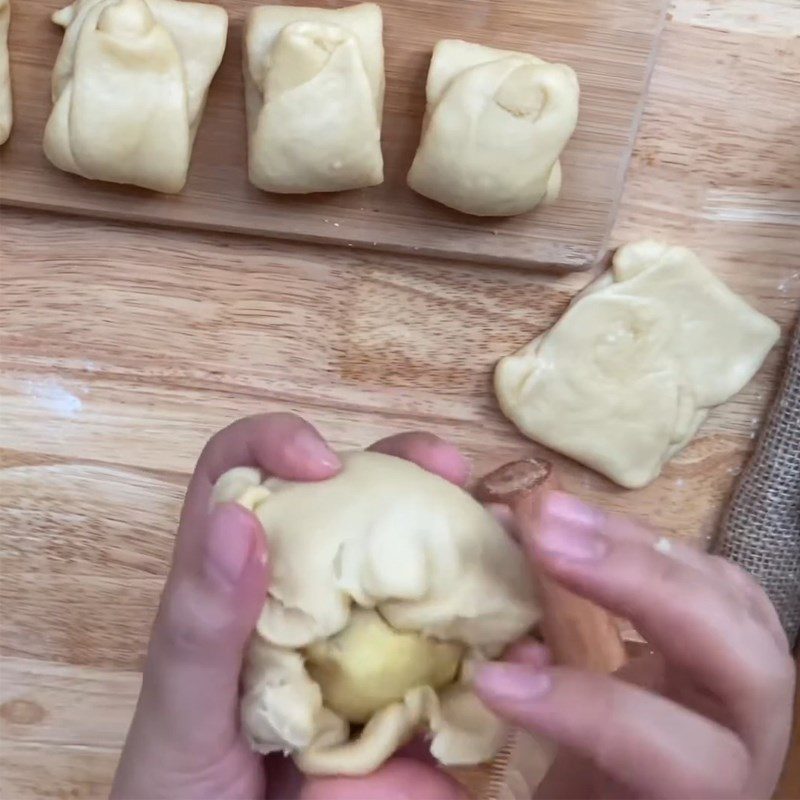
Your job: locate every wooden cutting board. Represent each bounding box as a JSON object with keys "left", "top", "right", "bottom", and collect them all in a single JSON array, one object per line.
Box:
[{"left": 0, "top": 0, "right": 666, "bottom": 270}]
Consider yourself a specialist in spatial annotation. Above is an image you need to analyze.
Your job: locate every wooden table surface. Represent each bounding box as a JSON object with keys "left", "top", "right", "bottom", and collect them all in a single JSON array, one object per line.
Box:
[
  {"left": 1, "top": 1, "right": 799, "bottom": 797},
  {"left": 1, "top": 0, "right": 667, "bottom": 271}
]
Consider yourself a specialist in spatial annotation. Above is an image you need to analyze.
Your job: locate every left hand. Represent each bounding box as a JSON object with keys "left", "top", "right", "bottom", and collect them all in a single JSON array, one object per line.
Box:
[{"left": 110, "top": 412, "right": 469, "bottom": 800}]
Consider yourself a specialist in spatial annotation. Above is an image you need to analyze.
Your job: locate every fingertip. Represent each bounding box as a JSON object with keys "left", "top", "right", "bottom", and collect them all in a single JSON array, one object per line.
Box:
[
  {"left": 197, "top": 413, "right": 342, "bottom": 486},
  {"left": 504, "top": 639, "right": 552, "bottom": 668},
  {"left": 370, "top": 432, "right": 471, "bottom": 486},
  {"left": 539, "top": 491, "right": 602, "bottom": 533},
  {"left": 282, "top": 427, "right": 342, "bottom": 479},
  {"left": 203, "top": 502, "right": 268, "bottom": 589},
  {"left": 210, "top": 499, "right": 263, "bottom": 534},
  {"left": 523, "top": 490, "right": 609, "bottom": 566},
  {"left": 148, "top": 505, "right": 269, "bottom": 688},
  {"left": 474, "top": 663, "right": 553, "bottom": 706},
  {"left": 424, "top": 444, "right": 471, "bottom": 486}
]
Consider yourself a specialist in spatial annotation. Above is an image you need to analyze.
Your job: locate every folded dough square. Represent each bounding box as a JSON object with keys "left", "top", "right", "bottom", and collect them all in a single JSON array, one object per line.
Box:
[
  {"left": 495, "top": 241, "right": 781, "bottom": 489},
  {"left": 244, "top": 3, "right": 385, "bottom": 194},
  {"left": 408, "top": 39, "right": 579, "bottom": 217},
  {"left": 44, "top": 0, "right": 228, "bottom": 193}
]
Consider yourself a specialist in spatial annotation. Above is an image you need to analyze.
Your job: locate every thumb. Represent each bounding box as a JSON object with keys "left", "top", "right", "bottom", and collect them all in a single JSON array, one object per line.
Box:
[{"left": 137, "top": 502, "right": 268, "bottom": 750}]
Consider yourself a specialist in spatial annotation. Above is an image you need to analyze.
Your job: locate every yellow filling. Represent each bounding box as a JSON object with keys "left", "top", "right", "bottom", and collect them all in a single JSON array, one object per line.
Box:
[{"left": 304, "top": 607, "right": 463, "bottom": 724}]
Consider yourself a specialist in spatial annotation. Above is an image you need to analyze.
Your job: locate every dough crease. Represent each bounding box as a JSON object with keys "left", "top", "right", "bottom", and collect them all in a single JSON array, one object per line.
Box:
[
  {"left": 244, "top": 3, "right": 384, "bottom": 194},
  {"left": 44, "top": 0, "right": 227, "bottom": 192},
  {"left": 408, "top": 39, "right": 579, "bottom": 217}
]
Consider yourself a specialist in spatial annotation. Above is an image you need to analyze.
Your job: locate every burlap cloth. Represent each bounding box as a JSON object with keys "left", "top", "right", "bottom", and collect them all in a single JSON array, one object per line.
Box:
[
  {"left": 467, "top": 317, "right": 800, "bottom": 800},
  {"left": 716, "top": 317, "right": 800, "bottom": 646}
]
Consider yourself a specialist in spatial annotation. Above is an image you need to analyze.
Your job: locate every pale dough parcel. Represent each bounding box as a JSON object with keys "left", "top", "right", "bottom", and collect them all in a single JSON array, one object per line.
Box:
[
  {"left": 0, "top": 0, "right": 11, "bottom": 144},
  {"left": 495, "top": 241, "right": 780, "bottom": 489},
  {"left": 213, "top": 451, "right": 539, "bottom": 776},
  {"left": 44, "top": 0, "right": 228, "bottom": 193},
  {"left": 244, "top": 3, "right": 385, "bottom": 194},
  {"left": 408, "top": 39, "right": 579, "bottom": 217}
]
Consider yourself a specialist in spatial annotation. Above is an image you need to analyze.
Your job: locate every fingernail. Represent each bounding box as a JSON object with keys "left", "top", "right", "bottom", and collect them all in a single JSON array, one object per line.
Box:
[
  {"left": 504, "top": 640, "right": 552, "bottom": 668},
  {"left": 537, "top": 491, "right": 607, "bottom": 561},
  {"left": 475, "top": 663, "right": 552, "bottom": 702},
  {"left": 204, "top": 504, "right": 258, "bottom": 587},
  {"left": 295, "top": 430, "right": 341, "bottom": 470}
]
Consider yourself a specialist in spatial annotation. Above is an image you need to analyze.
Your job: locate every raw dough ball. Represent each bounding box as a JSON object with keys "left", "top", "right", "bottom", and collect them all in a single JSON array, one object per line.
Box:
[
  {"left": 495, "top": 241, "right": 780, "bottom": 488},
  {"left": 0, "top": 0, "right": 10, "bottom": 144},
  {"left": 214, "top": 451, "right": 539, "bottom": 776},
  {"left": 305, "top": 607, "right": 463, "bottom": 724},
  {"left": 244, "top": 3, "right": 384, "bottom": 194},
  {"left": 43, "top": 0, "right": 228, "bottom": 192},
  {"left": 408, "top": 40, "right": 579, "bottom": 217}
]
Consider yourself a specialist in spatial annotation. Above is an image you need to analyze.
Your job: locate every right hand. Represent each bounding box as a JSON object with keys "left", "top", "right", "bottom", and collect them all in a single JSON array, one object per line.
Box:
[{"left": 475, "top": 491, "right": 795, "bottom": 799}]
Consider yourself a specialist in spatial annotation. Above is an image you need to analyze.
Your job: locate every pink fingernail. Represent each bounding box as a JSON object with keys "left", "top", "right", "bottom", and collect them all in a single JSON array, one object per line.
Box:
[
  {"left": 295, "top": 430, "right": 341, "bottom": 470},
  {"left": 475, "top": 663, "right": 552, "bottom": 702},
  {"left": 504, "top": 640, "right": 552, "bottom": 668},
  {"left": 204, "top": 505, "right": 258, "bottom": 587},
  {"left": 538, "top": 492, "right": 607, "bottom": 561}
]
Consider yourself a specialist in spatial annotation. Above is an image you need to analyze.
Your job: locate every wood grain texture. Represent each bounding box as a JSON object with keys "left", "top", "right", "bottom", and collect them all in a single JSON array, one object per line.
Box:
[
  {"left": 0, "top": 0, "right": 667, "bottom": 270},
  {"left": 1, "top": 0, "right": 799, "bottom": 797}
]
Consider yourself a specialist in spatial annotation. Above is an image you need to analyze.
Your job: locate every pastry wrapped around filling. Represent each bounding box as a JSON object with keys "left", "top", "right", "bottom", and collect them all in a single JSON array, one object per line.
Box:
[{"left": 213, "top": 450, "right": 540, "bottom": 776}]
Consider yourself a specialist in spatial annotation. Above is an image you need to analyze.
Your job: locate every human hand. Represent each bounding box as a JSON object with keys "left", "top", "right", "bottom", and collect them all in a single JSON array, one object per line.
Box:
[
  {"left": 475, "top": 491, "right": 796, "bottom": 800},
  {"left": 111, "top": 413, "right": 468, "bottom": 800}
]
